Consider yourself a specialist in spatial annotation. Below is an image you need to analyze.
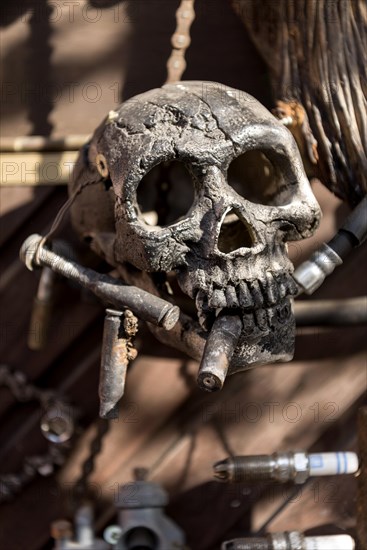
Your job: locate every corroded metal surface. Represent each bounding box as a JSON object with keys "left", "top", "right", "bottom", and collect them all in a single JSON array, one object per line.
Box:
[
  {"left": 20, "top": 234, "right": 179, "bottom": 330},
  {"left": 99, "top": 309, "right": 138, "bottom": 419},
  {"left": 197, "top": 314, "right": 242, "bottom": 391}
]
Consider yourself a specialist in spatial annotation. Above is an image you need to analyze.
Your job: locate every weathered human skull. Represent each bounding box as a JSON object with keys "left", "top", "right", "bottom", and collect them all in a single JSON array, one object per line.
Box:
[{"left": 70, "top": 81, "right": 320, "bottom": 378}]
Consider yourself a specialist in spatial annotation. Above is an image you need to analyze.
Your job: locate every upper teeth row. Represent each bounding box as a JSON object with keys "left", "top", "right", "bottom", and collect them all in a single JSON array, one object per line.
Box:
[{"left": 199, "top": 272, "right": 298, "bottom": 311}]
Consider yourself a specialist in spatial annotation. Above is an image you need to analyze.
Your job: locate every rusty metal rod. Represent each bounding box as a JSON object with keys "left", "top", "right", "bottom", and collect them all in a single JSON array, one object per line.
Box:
[
  {"left": 294, "top": 297, "right": 367, "bottom": 326},
  {"left": 27, "top": 266, "right": 56, "bottom": 350},
  {"left": 0, "top": 134, "right": 89, "bottom": 152},
  {"left": 20, "top": 234, "right": 180, "bottom": 330},
  {"left": 197, "top": 314, "right": 242, "bottom": 392},
  {"left": 99, "top": 310, "right": 132, "bottom": 419}
]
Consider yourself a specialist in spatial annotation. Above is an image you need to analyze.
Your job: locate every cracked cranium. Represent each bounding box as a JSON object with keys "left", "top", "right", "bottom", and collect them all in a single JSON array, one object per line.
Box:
[{"left": 69, "top": 81, "right": 321, "bottom": 388}]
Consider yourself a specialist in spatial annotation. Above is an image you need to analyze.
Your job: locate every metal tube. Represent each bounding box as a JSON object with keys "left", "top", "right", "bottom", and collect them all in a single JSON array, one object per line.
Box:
[
  {"left": 197, "top": 314, "right": 242, "bottom": 391},
  {"left": 294, "top": 297, "right": 367, "bottom": 326},
  {"left": 20, "top": 234, "right": 180, "bottom": 330}
]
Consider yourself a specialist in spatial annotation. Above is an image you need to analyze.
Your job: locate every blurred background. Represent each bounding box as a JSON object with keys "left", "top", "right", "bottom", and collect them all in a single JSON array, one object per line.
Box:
[{"left": 0, "top": 1, "right": 366, "bottom": 548}]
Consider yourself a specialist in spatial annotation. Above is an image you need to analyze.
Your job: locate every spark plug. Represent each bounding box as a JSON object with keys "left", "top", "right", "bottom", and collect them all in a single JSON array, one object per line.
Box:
[
  {"left": 293, "top": 196, "right": 367, "bottom": 295},
  {"left": 221, "top": 532, "right": 355, "bottom": 550},
  {"left": 213, "top": 451, "right": 359, "bottom": 484}
]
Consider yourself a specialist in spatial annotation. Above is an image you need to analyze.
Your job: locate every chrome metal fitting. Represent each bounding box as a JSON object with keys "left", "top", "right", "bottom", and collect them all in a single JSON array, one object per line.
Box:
[
  {"left": 221, "top": 532, "right": 355, "bottom": 550},
  {"left": 292, "top": 243, "right": 342, "bottom": 295},
  {"left": 292, "top": 452, "right": 309, "bottom": 484},
  {"left": 52, "top": 505, "right": 108, "bottom": 550}
]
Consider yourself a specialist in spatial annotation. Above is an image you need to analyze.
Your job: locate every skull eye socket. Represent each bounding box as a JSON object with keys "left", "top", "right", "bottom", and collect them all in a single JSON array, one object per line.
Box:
[
  {"left": 227, "top": 150, "right": 294, "bottom": 206},
  {"left": 136, "top": 160, "right": 195, "bottom": 227}
]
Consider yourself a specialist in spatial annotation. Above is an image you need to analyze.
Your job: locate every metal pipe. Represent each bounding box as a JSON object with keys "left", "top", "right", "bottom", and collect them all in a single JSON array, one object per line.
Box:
[
  {"left": 197, "top": 314, "right": 242, "bottom": 392},
  {"left": 19, "top": 234, "right": 180, "bottom": 330},
  {"left": 294, "top": 297, "right": 367, "bottom": 326}
]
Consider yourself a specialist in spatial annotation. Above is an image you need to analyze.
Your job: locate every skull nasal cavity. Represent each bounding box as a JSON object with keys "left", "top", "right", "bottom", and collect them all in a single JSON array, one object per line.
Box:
[{"left": 218, "top": 210, "right": 255, "bottom": 253}]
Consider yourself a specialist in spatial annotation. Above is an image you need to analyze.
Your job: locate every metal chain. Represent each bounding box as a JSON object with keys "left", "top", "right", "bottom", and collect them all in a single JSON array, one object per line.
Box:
[
  {"left": 0, "top": 363, "right": 55, "bottom": 405},
  {"left": 0, "top": 366, "right": 108, "bottom": 507},
  {"left": 73, "top": 418, "right": 110, "bottom": 505},
  {"left": 0, "top": 365, "right": 75, "bottom": 503},
  {"left": 165, "top": 0, "right": 196, "bottom": 83},
  {"left": 0, "top": 444, "right": 69, "bottom": 503}
]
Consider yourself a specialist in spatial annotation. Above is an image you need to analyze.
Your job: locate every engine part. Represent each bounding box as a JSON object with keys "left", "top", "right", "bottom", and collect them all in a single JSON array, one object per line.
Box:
[
  {"left": 103, "top": 478, "right": 185, "bottom": 549},
  {"left": 52, "top": 505, "right": 108, "bottom": 550},
  {"left": 19, "top": 233, "right": 179, "bottom": 330},
  {"left": 292, "top": 243, "right": 342, "bottom": 296},
  {"left": 221, "top": 532, "right": 355, "bottom": 550},
  {"left": 293, "top": 196, "right": 367, "bottom": 295},
  {"left": 213, "top": 451, "right": 359, "bottom": 484}
]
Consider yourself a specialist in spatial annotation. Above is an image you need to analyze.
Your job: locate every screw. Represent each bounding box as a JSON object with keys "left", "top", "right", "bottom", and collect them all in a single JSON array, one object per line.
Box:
[
  {"left": 19, "top": 234, "right": 180, "bottom": 330},
  {"left": 213, "top": 451, "right": 359, "bottom": 484},
  {"left": 28, "top": 267, "right": 55, "bottom": 351}
]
